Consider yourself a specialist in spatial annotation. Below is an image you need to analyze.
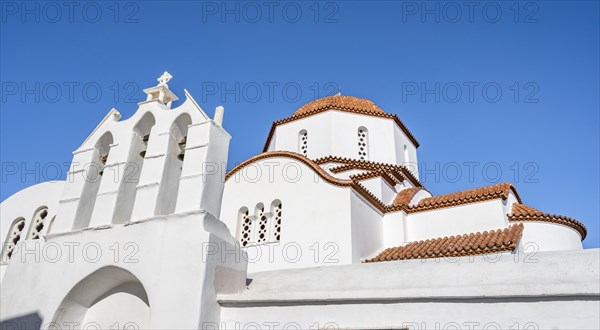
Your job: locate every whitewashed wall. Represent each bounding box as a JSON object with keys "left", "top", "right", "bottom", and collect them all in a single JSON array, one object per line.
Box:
[
  {"left": 220, "top": 157, "right": 355, "bottom": 273},
  {"left": 217, "top": 249, "right": 600, "bottom": 330},
  {"left": 0, "top": 181, "right": 64, "bottom": 281},
  {"left": 50, "top": 92, "right": 228, "bottom": 235},
  {"left": 381, "top": 211, "right": 407, "bottom": 251},
  {"left": 266, "top": 111, "right": 418, "bottom": 167},
  {"left": 359, "top": 177, "right": 397, "bottom": 205},
  {"left": 349, "top": 192, "right": 384, "bottom": 262},
  {"left": 518, "top": 222, "right": 583, "bottom": 252},
  {"left": 0, "top": 212, "right": 246, "bottom": 330},
  {"left": 405, "top": 199, "right": 508, "bottom": 242}
]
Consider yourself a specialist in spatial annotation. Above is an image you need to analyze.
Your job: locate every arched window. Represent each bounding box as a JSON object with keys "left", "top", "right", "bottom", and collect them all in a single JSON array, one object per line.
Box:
[
  {"left": 271, "top": 200, "right": 282, "bottom": 242},
  {"left": 358, "top": 127, "right": 368, "bottom": 160},
  {"left": 238, "top": 201, "right": 282, "bottom": 246},
  {"left": 298, "top": 130, "right": 308, "bottom": 156},
  {"left": 27, "top": 206, "right": 48, "bottom": 240},
  {"left": 404, "top": 144, "right": 409, "bottom": 164},
  {"left": 238, "top": 207, "right": 251, "bottom": 247},
  {"left": 1, "top": 218, "right": 25, "bottom": 263}
]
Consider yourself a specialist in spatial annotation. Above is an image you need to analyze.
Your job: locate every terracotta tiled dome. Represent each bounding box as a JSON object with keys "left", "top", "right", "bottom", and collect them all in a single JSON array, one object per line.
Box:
[{"left": 293, "top": 95, "right": 386, "bottom": 117}]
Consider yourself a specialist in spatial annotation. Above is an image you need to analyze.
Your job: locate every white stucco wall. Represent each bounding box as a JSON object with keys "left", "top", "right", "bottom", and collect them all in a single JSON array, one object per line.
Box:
[
  {"left": 51, "top": 91, "right": 228, "bottom": 236},
  {"left": 0, "top": 211, "right": 246, "bottom": 330},
  {"left": 518, "top": 222, "right": 583, "bottom": 252},
  {"left": 0, "top": 181, "right": 64, "bottom": 281},
  {"left": 220, "top": 157, "right": 355, "bottom": 273},
  {"left": 267, "top": 111, "right": 418, "bottom": 165},
  {"left": 381, "top": 211, "right": 408, "bottom": 250},
  {"left": 405, "top": 199, "right": 508, "bottom": 242},
  {"left": 349, "top": 192, "right": 383, "bottom": 262},
  {"left": 217, "top": 249, "right": 600, "bottom": 330},
  {"left": 359, "top": 177, "right": 397, "bottom": 205}
]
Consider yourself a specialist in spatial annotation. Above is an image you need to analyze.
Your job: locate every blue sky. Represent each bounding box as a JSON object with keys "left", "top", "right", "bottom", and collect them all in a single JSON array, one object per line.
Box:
[{"left": 1, "top": 1, "right": 598, "bottom": 248}]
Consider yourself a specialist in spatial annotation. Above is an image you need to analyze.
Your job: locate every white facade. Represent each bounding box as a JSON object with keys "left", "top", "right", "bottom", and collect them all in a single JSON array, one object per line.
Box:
[
  {"left": 265, "top": 111, "right": 419, "bottom": 173},
  {"left": 1, "top": 77, "right": 598, "bottom": 329}
]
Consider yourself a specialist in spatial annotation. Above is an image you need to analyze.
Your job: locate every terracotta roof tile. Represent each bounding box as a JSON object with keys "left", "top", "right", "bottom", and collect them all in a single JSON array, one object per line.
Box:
[
  {"left": 365, "top": 224, "right": 524, "bottom": 263},
  {"left": 315, "top": 156, "right": 422, "bottom": 188},
  {"left": 393, "top": 187, "right": 423, "bottom": 206},
  {"left": 263, "top": 96, "right": 419, "bottom": 151},
  {"left": 227, "top": 154, "right": 533, "bottom": 220},
  {"left": 404, "top": 182, "right": 521, "bottom": 213},
  {"left": 293, "top": 95, "right": 386, "bottom": 117},
  {"left": 508, "top": 204, "right": 587, "bottom": 240}
]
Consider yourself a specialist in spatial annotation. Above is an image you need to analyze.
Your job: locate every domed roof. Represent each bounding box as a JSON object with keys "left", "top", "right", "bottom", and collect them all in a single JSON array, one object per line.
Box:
[{"left": 293, "top": 95, "right": 386, "bottom": 117}]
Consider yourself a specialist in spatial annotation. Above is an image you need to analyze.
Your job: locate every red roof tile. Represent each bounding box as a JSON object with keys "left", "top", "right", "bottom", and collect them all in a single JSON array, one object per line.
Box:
[
  {"left": 404, "top": 182, "right": 521, "bottom": 213},
  {"left": 365, "top": 224, "right": 524, "bottom": 263},
  {"left": 293, "top": 95, "right": 386, "bottom": 117},
  {"left": 509, "top": 204, "right": 587, "bottom": 240},
  {"left": 315, "top": 156, "right": 422, "bottom": 188},
  {"left": 393, "top": 187, "right": 423, "bottom": 206}
]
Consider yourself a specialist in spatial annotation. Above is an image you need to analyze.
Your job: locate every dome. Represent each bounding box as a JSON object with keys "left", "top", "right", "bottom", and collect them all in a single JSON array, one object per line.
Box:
[{"left": 293, "top": 95, "right": 386, "bottom": 117}]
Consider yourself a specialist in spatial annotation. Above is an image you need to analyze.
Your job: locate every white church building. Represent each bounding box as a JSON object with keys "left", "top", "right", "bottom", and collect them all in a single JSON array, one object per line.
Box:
[{"left": 1, "top": 74, "right": 598, "bottom": 330}]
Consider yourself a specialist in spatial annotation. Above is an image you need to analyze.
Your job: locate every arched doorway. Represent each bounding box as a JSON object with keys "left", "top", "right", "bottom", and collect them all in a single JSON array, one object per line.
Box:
[{"left": 51, "top": 266, "right": 150, "bottom": 329}]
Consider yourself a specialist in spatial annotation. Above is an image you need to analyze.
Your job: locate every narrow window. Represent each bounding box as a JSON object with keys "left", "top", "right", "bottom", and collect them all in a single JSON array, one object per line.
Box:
[
  {"left": 27, "top": 207, "right": 48, "bottom": 240},
  {"left": 255, "top": 203, "right": 266, "bottom": 244},
  {"left": 238, "top": 207, "right": 251, "bottom": 247},
  {"left": 1, "top": 218, "right": 25, "bottom": 263},
  {"left": 298, "top": 129, "right": 308, "bottom": 156},
  {"left": 404, "top": 144, "right": 410, "bottom": 164},
  {"left": 271, "top": 200, "right": 282, "bottom": 242},
  {"left": 358, "top": 127, "right": 368, "bottom": 160}
]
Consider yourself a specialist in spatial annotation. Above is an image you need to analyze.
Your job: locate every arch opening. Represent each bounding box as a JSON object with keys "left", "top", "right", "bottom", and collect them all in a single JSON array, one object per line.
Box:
[
  {"left": 156, "top": 113, "right": 192, "bottom": 215},
  {"left": 113, "top": 112, "right": 156, "bottom": 224},
  {"left": 73, "top": 131, "right": 114, "bottom": 230},
  {"left": 52, "top": 266, "right": 150, "bottom": 330}
]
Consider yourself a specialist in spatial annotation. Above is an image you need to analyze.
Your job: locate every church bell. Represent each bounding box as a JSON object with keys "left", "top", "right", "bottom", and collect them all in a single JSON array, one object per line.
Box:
[
  {"left": 177, "top": 136, "right": 187, "bottom": 161},
  {"left": 98, "top": 154, "right": 108, "bottom": 176},
  {"left": 139, "top": 134, "right": 150, "bottom": 158}
]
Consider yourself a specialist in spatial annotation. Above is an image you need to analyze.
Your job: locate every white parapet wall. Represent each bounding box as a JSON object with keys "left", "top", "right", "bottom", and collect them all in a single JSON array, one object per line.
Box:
[{"left": 217, "top": 249, "right": 600, "bottom": 330}]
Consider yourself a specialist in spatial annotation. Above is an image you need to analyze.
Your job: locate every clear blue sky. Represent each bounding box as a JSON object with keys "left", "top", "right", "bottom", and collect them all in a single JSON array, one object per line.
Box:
[{"left": 1, "top": 1, "right": 598, "bottom": 248}]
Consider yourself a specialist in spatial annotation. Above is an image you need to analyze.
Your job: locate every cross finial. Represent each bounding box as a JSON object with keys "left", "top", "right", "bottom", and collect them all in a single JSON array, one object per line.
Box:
[
  {"left": 336, "top": 85, "right": 342, "bottom": 96},
  {"left": 157, "top": 71, "right": 173, "bottom": 86}
]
